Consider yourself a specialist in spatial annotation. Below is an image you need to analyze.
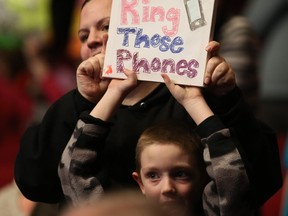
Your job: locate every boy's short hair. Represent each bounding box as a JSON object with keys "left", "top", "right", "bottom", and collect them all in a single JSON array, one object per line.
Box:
[{"left": 135, "top": 120, "right": 204, "bottom": 173}]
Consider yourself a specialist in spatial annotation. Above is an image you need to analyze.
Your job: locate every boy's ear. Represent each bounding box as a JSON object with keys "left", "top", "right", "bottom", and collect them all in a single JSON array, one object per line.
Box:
[{"left": 132, "top": 171, "right": 146, "bottom": 195}]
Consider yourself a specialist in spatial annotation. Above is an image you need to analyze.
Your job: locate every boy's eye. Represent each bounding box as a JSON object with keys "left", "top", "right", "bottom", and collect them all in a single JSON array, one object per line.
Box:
[
  {"left": 173, "top": 171, "right": 190, "bottom": 180},
  {"left": 146, "top": 172, "right": 160, "bottom": 180}
]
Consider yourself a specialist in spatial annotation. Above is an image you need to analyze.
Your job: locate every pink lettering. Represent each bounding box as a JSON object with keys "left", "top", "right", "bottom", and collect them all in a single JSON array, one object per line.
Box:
[
  {"left": 162, "top": 8, "right": 180, "bottom": 37},
  {"left": 121, "top": 0, "right": 140, "bottom": 25},
  {"left": 120, "top": 0, "right": 180, "bottom": 36}
]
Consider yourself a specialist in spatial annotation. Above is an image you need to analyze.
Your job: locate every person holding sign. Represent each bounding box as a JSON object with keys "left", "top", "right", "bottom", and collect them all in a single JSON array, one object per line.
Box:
[
  {"left": 57, "top": 67, "right": 254, "bottom": 215},
  {"left": 14, "top": 0, "right": 282, "bottom": 210}
]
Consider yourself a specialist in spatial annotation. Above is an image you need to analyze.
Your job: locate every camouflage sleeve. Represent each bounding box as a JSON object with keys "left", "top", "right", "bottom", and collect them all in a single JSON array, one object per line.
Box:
[
  {"left": 58, "top": 112, "right": 111, "bottom": 205},
  {"left": 202, "top": 128, "right": 253, "bottom": 216}
]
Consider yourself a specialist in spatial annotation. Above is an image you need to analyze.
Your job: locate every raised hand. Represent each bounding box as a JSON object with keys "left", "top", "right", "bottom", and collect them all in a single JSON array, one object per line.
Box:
[
  {"left": 204, "top": 41, "right": 236, "bottom": 95},
  {"left": 161, "top": 73, "right": 203, "bottom": 108},
  {"left": 162, "top": 73, "right": 213, "bottom": 125},
  {"left": 90, "top": 69, "right": 137, "bottom": 121},
  {"left": 76, "top": 34, "right": 110, "bottom": 103},
  {"left": 107, "top": 69, "right": 138, "bottom": 97}
]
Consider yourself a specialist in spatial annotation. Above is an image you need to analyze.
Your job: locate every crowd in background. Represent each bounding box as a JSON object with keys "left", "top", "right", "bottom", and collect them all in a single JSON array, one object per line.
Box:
[
  {"left": 0, "top": 0, "right": 78, "bottom": 215},
  {"left": 0, "top": 0, "right": 287, "bottom": 215}
]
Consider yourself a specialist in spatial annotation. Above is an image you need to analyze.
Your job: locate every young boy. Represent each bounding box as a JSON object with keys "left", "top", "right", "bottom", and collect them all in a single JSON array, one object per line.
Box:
[
  {"left": 131, "top": 73, "right": 253, "bottom": 216},
  {"left": 132, "top": 117, "right": 251, "bottom": 216},
  {"left": 58, "top": 68, "right": 253, "bottom": 215}
]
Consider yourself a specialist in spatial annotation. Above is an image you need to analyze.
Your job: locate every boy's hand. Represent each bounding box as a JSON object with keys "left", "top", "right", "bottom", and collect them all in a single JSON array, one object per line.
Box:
[
  {"left": 161, "top": 73, "right": 203, "bottom": 108},
  {"left": 107, "top": 69, "right": 138, "bottom": 98},
  {"left": 90, "top": 69, "right": 137, "bottom": 121},
  {"left": 162, "top": 73, "right": 214, "bottom": 125},
  {"left": 204, "top": 41, "right": 236, "bottom": 95}
]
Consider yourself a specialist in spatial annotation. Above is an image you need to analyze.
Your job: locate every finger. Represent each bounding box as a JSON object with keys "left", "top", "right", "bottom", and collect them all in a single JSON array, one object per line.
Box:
[
  {"left": 210, "top": 61, "right": 230, "bottom": 84},
  {"left": 204, "top": 56, "right": 223, "bottom": 85},
  {"left": 205, "top": 41, "right": 220, "bottom": 57},
  {"left": 123, "top": 68, "right": 133, "bottom": 77},
  {"left": 101, "top": 33, "right": 108, "bottom": 55},
  {"left": 97, "top": 34, "right": 108, "bottom": 80},
  {"left": 204, "top": 41, "right": 221, "bottom": 85},
  {"left": 215, "top": 68, "right": 235, "bottom": 88},
  {"left": 97, "top": 54, "right": 105, "bottom": 79},
  {"left": 88, "top": 57, "right": 102, "bottom": 82},
  {"left": 123, "top": 68, "right": 137, "bottom": 84},
  {"left": 161, "top": 73, "right": 175, "bottom": 91},
  {"left": 78, "top": 60, "right": 95, "bottom": 79},
  {"left": 204, "top": 68, "right": 211, "bottom": 86}
]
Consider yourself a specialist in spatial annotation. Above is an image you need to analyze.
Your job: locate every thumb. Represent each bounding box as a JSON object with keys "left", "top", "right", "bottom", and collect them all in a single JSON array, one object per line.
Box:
[{"left": 161, "top": 73, "right": 174, "bottom": 91}]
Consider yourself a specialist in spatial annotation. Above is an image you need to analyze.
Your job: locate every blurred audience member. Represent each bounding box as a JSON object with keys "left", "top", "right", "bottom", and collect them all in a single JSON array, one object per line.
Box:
[
  {"left": 0, "top": 48, "right": 33, "bottom": 188},
  {"left": 281, "top": 135, "right": 288, "bottom": 216},
  {"left": 245, "top": 1, "right": 288, "bottom": 215},
  {"left": 0, "top": 181, "right": 58, "bottom": 216},
  {"left": 0, "top": 0, "right": 77, "bottom": 188},
  {"left": 60, "top": 190, "right": 166, "bottom": 216},
  {"left": 215, "top": 0, "right": 260, "bottom": 112},
  {"left": 0, "top": 36, "right": 76, "bottom": 186},
  {"left": 245, "top": 0, "right": 288, "bottom": 133},
  {"left": 22, "top": 33, "right": 76, "bottom": 123}
]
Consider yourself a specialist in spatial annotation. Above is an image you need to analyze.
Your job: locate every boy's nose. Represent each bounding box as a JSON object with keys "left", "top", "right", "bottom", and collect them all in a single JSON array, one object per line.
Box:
[{"left": 161, "top": 177, "right": 176, "bottom": 195}]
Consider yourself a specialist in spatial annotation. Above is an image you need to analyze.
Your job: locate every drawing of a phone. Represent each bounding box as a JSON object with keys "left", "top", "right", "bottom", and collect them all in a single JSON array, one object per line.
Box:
[{"left": 184, "top": 0, "right": 206, "bottom": 31}]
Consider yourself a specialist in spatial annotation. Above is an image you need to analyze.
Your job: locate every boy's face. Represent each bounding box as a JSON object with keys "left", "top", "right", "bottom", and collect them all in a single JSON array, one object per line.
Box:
[
  {"left": 132, "top": 143, "right": 204, "bottom": 215},
  {"left": 79, "top": 0, "right": 112, "bottom": 60}
]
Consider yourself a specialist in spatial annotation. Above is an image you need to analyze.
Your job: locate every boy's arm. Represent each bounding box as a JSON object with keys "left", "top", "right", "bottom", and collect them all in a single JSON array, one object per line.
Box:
[
  {"left": 163, "top": 71, "right": 253, "bottom": 214},
  {"left": 58, "top": 70, "right": 137, "bottom": 204},
  {"left": 197, "top": 116, "right": 253, "bottom": 216},
  {"left": 58, "top": 113, "right": 111, "bottom": 204},
  {"left": 162, "top": 42, "right": 282, "bottom": 207}
]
